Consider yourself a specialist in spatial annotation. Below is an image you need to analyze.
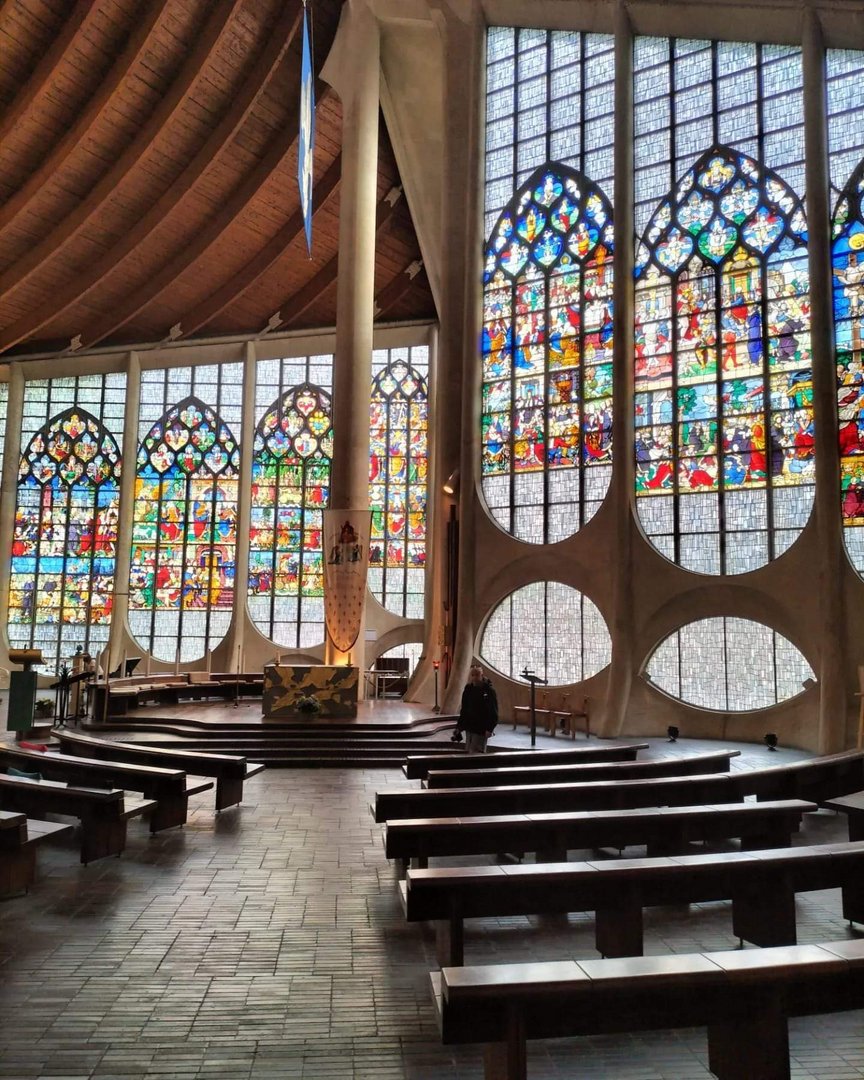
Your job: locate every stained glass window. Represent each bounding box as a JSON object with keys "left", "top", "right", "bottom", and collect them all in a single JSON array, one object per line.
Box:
[
  {"left": 0, "top": 381, "right": 9, "bottom": 484},
  {"left": 483, "top": 29, "right": 614, "bottom": 543},
  {"left": 249, "top": 354, "right": 333, "bottom": 648},
  {"left": 129, "top": 365, "right": 242, "bottom": 662},
  {"left": 827, "top": 51, "right": 864, "bottom": 574},
  {"left": 646, "top": 617, "right": 814, "bottom": 710},
  {"left": 634, "top": 39, "right": 813, "bottom": 574},
  {"left": 369, "top": 347, "right": 428, "bottom": 618},
  {"left": 479, "top": 582, "right": 610, "bottom": 685},
  {"left": 9, "top": 374, "right": 125, "bottom": 673}
]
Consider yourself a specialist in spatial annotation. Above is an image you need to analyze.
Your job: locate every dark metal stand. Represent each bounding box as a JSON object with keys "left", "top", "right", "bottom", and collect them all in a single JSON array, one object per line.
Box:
[
  {"left": 432, "top": 661, "right": 441, "bottom": 714},
  {"left": 520, "top": 668, "right": 548, "bottom": 748}
]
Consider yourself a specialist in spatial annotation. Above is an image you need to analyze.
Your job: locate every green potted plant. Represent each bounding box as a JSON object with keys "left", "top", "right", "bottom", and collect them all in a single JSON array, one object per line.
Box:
[
  {"left": 34, "top": 697, "right": 54, "bottom": 719},
  {"left": 295, "top": 694, "right": 321, "bottom": 715}
]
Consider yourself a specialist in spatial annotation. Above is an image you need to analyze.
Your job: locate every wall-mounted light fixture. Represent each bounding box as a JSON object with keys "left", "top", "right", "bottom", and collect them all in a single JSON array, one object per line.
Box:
[{"left": 443, "top": 468, "right": 459, "bottom": 495}]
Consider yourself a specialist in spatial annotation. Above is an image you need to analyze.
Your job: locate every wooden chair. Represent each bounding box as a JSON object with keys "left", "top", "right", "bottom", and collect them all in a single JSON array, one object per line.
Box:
[{"left": 550, "top": 695, "right": 590, "bottom": 739}]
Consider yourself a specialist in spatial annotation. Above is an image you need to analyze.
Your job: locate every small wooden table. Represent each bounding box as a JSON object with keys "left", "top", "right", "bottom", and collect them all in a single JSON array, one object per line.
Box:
[{"left": 825, "top": 791, "right": 864, "bottom": 840}]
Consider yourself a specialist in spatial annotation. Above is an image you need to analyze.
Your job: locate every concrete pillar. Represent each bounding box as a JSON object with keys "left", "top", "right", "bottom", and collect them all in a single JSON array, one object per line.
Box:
[
  {"left": 0, "top": 362, "right": 24, "bottom": 660},
  {"left": 803, "top": 10, "right": 847, "bottom": 751},
  {"left": 106, "top": 351, "right": 141, "bottom": 671},
  {"left": 223, "top": 341, "right": 256, "bottom": 672},
  {"left": 322, "top": 0, "right": 380, "bottom": 669},
  {"left": 433, "top": 0, "right": 484, "bottom": 714},
  {"left": 604, "top": 1, "right": 636, "bottom": 736}
]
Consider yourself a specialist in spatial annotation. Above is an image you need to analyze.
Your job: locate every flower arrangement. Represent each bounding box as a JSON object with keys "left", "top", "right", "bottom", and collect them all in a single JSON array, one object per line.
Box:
[
  {"left": 295, "top": 694, "right": 321, "bottom": 715},
  {"left": 34, "top": 698, "right": 54, "bottom": 718}
]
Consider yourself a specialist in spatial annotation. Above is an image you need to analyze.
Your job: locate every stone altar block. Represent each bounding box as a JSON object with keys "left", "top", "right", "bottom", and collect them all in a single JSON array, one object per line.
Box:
[{"left": 262, "top": 664, "right": 359, "bottom": 719}]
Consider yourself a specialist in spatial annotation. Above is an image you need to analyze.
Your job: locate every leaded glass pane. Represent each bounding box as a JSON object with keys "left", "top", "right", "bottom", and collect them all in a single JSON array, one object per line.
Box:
[
  {"left": 249, "top": 355, "right": 333, "bottom": 648},
  {"left": 369, "top": 347, "right": 428, "bottom": 618},
  {"left": 129, "top": 364, "right": 242, "bottom": 663},
  {"left": 646, "top": 617, "right": 814, "bottom": 711},
  {"left": 479, "top": 582, "right": 610, "bottom": 685},
  {"left": 10, "top": 375, "right": 125, "bottom": 674},
  {"left": 634, "top": 38, "right": 812, "bottom": 574}
]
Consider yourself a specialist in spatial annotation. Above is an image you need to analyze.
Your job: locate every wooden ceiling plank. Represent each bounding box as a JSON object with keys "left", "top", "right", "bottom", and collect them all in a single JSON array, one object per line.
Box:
[
  {"left": 0, "top": 0, "right": 170, "bottom": 238},
  {"left": 0, "top": 1, "right": 100, "bottom": 145},
  {"left": 0, "top": 1, "right": 304, "bottom": 356},
  {"left": 77, "top": 62, "right": 322, "bottom": 350},
  {"left": 0, "top": 0, "right": 243, "bottom": 304},
  {"left": 374, "top": 257, "right": 427, "bottom": 319},
  {"left": 273, "top": 185, "right": 404, "bottom": 330},
  {"left": 180, "top": 152, "right": 342, "bottom": 338}
]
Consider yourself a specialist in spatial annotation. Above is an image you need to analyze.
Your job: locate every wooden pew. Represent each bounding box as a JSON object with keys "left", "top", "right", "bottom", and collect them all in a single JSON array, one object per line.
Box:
[
  {"left": 385, "top": 798, "right": 817, "bottom": 877},
  {"left": 374, "top": 771, "right": 738, "bottom": 823},
  {"left": 52, "top": 728, "right": 265, "bottom": 812},
  {"left": 734, "top": 749, "right": 864, "bottom": 803},
  {"left": 0, "top": 747, "right": 213, "bottom": 833},
  {"left": 403, "top": 743, "right": 649, "bottom": 781},
  {"left": 0, "top": 810, "right": 75, "bottom": 897},
  {"left": 424, "top": 749, "right": 741, "bottom": 788},
  {"left": 0, "top": 774, "right": 155, "bottom": 864},
  {"left": 403, "top": 840, "right": 864, "bottom": 966},
  {"left": 432, "top": 940, "right": 864, "bottom": 1080}
]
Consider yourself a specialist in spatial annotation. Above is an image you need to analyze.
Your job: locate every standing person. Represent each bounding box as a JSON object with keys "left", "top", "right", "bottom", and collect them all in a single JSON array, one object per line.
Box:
[{"left": 457, "top": 664, "right": 498, "bottom": 754}]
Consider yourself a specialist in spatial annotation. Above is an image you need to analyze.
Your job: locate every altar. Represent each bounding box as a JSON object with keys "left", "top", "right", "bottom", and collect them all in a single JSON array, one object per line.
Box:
[{"left": 262, "top": 664, "right": 359, "bottom": 719}]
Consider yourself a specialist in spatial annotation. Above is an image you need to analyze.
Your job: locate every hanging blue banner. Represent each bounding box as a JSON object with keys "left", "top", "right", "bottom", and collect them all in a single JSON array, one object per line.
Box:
[{"left": 298, "top": 4, "right": 315, "bottom": 254}]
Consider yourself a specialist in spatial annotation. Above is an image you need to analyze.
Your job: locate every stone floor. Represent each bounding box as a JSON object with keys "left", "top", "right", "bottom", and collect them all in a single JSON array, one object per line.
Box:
[{"left": 2, "top": 731, "right": 864, "bottom": 1079}]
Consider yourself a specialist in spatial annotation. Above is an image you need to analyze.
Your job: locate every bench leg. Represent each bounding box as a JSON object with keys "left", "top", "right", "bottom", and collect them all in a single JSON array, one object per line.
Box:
[
  {"left": 80, "top": 819, "right": 127, "bottom": 864},
  {"left": 0, "top": 847, "right": 36, "bottom": 897},
  {"left": 436, "top": 917, "right": 464, "bottom": 967},
  {"left": 732, "top": 884, "right": 796, "bottom": 946},
  {"left": 595, "top": 898, "right": 644, "bottom": 958},
  {"left": 215, "top": 777, "right": 243, "bottom": 812},
  {"left": 708, "top": 1002, "right": 789, "bottom": 1079},
  {"left": 411, "top": 855, "right": 428, "bottom": 870},
  {"left": 395, "top": 858, "right": 408, "bottom": 879},
  {"left": 149, "top": 796, "right": 189, "bottom": 833},
  {"left": 842, "top": 880, "right": 864, "bottom": 925},
  {"left": 484, "top": 1012, "right": 527, "bottom": 1080}
]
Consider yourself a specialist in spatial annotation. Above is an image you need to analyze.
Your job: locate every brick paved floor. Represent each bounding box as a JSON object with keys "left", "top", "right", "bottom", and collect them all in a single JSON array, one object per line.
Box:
[{"left": 2, "top": 734, "right": 864, "bottom": 1079}]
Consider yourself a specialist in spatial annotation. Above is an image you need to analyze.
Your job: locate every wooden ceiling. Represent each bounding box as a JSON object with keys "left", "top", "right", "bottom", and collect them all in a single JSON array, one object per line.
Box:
[{"left": 0, "top": 0, "right": 436, "bottom": 358}]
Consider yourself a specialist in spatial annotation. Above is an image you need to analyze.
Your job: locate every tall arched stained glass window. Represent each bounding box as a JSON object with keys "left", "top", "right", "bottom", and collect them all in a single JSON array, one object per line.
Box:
[
  {"left": 129, "top": 364, "right": 242, "bottom": 662},
  {"left": 633, "top": 38, "right": 812, "bottom": 574},
  {"left": 249, "top": 354, "right": 333, "bottom": 649},
  {"left": 369, "top": 347, "right": 428, "bottom": 619},
  {"left": 483, "top": 29, "right": 615, "bottom": 543},
  {"left": 827, "top": 51, "right": 864, "bottom": 573},
  {"left": 9, "top": 374, "right": 126, "bottom": 673}
]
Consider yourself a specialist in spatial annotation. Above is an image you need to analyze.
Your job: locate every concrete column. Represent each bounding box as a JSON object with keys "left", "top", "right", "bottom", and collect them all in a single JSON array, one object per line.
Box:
[
  {"left": 106, "top": 351, "right": 141, "bottom": 671},
  {"left": 434, "top": 0, "right": 484, "bottom": 715},
  {"left": 322, "top": 0, "right": 380, "bottom": 669},
  {"left": 803, "top": 10, "right": 846, "bottom": 751},
  {"left": 604, "top": 1, "right": 636, "bottom": 737},
  {"left": 223, "top": 341, "right": 255, "bottom": 671},
  {"left": 0, "top": 363, "right": 25, "bottom": 660}
]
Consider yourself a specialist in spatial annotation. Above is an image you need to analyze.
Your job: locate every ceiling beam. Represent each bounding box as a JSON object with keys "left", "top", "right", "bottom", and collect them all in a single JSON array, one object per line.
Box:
[
  {"left": 374, "top": 258, "right": 428, "bottom": 319},
  {"left": 0, "top": 0, "right": 101, "bottom": 147},
  {"left": 0, "top": 0, "right": 243, "bottom": 304},
  {"left": 0, "top": 0, "right": 169, "bottom": 238},
  {"left": 0, "top": 1, "right": 304, "bottom": 356},
  {"left": 179, "top": 153, "right": 343, "bottom": 339}
]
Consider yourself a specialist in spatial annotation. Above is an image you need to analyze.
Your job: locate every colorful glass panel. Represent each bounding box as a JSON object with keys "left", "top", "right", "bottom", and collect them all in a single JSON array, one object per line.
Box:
[
  {"left": 129, "top": 366, "right": 242, "bottom": 663},
  {"left": 634, "top": 38, "right": 812, "bottom": 574},
  {"left": 9, "top": 375, "right": 125, "bottom": 674},
  {"left": 479, "top": 582, "right": 611, "bottom": 685},
  {"left": 483, "top": 29, "right": 614, "bottom": 543},
  {"left": 249, "top": 354, "right": 333, "bottom": 649},
  {"left": 646, "top": 617, "right": 814, "bottom": 710},
  {"left": 369, "top": 347, "right": 428, "bottom": 619}
]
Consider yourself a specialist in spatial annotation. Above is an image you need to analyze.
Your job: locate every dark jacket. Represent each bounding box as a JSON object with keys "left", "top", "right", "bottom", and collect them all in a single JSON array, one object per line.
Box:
[{"left": 458, "top": 678, "right": 499, "bottom": 735}]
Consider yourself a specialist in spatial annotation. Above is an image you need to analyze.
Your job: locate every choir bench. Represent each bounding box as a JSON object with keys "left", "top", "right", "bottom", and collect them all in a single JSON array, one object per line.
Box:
[
  {"left": 0, "top": 746, "right": 213, "bottom": 832},
  {"left": 0, "top": 810, "right": 74, "bottom": 897},
  {"left": 0, "top": 774, "right": 155, "bottom": 863},
  {"left": 432, "top": 940, "right": 864, "bottom": 1080},
  {"left": 52, "top": 728, "right": 265, "bottom": 812},
  {"left": 424, "top": 749, "right": 740, "bottom": 788},
  {"left": 385, "top": 798, "right": 817, "bottom": 877},
  {"left": 402, "top": 743, "right": 650, "bottom": 780},
  {"left": 403, "top": 840, "right": 864, "bottom": 966}
]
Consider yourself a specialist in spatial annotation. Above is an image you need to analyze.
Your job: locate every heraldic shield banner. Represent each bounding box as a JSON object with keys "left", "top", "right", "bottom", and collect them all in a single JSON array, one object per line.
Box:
[{"left": 323, "top": 510, "right": 372, "bottom": 652}]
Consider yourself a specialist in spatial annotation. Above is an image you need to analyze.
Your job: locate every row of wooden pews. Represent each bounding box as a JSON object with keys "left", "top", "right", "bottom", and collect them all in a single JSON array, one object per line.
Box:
[
  {"left": 0, "top": 728, "right": 265, "bottom": 888},
  {"left": 379, "top": 741, "right": 864, "bottom": 1079}
]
